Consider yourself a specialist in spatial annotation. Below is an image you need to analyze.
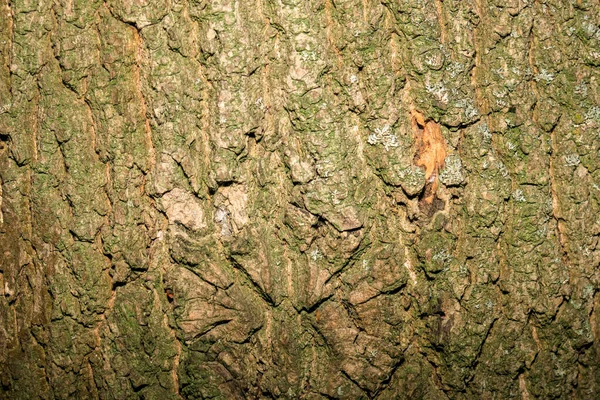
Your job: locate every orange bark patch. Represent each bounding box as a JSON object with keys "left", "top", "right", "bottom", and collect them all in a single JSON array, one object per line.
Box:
[{"left": 411, "top": 110, "right": 447, "bottom": 204}]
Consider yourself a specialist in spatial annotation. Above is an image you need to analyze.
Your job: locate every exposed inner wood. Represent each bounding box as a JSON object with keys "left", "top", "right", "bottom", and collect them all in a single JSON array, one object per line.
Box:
[{"left": 411, "top": 110, "right": 447, "bottom": 204}]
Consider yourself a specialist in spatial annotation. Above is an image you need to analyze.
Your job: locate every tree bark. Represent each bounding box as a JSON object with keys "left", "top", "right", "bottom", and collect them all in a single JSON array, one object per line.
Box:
[{"left": 1, "top": 0, "right": 600, "bottom": 398}]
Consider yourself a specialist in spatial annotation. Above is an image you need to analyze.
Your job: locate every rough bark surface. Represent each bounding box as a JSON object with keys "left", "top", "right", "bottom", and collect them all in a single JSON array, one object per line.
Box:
[{"left": 1, "top": 0, "right": 600, "bottom": 398}]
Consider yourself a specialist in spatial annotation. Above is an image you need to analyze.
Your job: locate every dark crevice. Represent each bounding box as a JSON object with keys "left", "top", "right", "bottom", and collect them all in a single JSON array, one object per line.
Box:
[
  {"left": 322, "top": 245, "right": 367, "bottom": 287},
  {"left": 131, "top": 383, "right": 149, "bottom": 393},
  {"left": 300, "top": 294, "right": 333, "bottom": 314},
  {"left": 169, "top": 254, "right": 232, "bottom": 292},
  {"left": 341, "top": 370, "right": 371, "bottom": 398},
  {"left": 188, "top": 319, "right": 233, "bottom": 342},
  {"left": 228, "top": 256, "right": 276, "bottom": 307},
  {"left": 372, "top": 356, "right": 405, "bottom": 398},
  {"left": 308, "top": 322, "right": 333, "bottom": 352},
  {"left": 234, "top": 324, "right": 263, "bottom": 345},
  {"left": 341, "top": 299, "right": 364, "bottom": 333},
  {"left": 465, "top": 317, "right": 499, "bottom": 384},
  {"left": 111, "top": 280, "right": 127, "bottom": 291}
]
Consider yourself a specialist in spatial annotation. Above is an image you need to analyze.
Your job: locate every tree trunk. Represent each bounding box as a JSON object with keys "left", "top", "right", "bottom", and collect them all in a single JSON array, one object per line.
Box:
[{"left": 1, "top": 0, "right": 600, "bottom": 398}]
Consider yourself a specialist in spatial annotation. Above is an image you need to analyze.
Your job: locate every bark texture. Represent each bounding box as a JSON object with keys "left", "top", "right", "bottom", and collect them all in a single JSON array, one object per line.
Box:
[{"left": 1, "top": 0, "right": 600, "bottom": 398}]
